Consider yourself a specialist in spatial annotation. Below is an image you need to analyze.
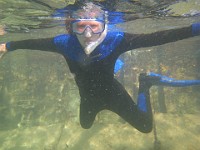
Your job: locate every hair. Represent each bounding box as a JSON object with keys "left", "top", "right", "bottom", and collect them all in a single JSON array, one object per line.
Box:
[{"left": 65, "top": 2, "right": 105, "bottom": 34}]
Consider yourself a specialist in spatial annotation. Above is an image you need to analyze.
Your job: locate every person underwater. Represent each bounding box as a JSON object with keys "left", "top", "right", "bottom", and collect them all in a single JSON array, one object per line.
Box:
[{"left": 1, "top": 2, "right": 200, "bottom": 133}]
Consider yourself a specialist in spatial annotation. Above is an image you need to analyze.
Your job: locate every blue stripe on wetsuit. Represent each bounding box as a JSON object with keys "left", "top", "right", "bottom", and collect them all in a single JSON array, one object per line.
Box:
[
  {"left": 137, "top": 93, "right": 147, "bottom": 112},
  {"left": 114, "top": 59, "right": 124, "bottom": 74}
]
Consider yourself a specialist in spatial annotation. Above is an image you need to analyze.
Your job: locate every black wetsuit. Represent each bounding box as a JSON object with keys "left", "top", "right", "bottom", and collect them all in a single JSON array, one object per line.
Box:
[{"left": 6, "top": 26, "right": 197, "bottom": 133}]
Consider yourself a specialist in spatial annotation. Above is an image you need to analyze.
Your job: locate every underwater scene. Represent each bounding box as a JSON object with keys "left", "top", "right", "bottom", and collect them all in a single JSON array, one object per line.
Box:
[{"left": 0, "top": 0, "right": 200, "bottom": 150}]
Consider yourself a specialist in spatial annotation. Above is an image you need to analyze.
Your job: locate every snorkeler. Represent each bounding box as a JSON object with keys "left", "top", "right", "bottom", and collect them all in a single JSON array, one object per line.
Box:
[{"left": 0, "top": 2, "right": 200, "bottom": 133}]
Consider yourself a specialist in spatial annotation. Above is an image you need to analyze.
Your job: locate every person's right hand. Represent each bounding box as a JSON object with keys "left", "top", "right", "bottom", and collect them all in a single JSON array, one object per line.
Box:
[
  {"left": 0, "top": 26, "right": 7, "bottom": 59},
  {"left": 0, "top": 43, "right": 7, "bottom": 59},
  {"left": 0, "top": 43, "right": 7, "bottom": 52}
]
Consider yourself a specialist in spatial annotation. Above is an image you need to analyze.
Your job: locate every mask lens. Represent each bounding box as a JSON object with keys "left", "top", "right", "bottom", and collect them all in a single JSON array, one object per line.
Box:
[{"left": 72, "top": 20, "right": 105, "bottom": 34}]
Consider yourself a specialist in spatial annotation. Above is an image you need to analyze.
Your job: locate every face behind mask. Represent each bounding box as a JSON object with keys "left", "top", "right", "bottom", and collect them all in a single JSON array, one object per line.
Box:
[
  {"left": 77, "top": 25, "right": 107, "bottom": 56},
  {"left": 75, "top": 20, "right": 108, "bottom": 55}
]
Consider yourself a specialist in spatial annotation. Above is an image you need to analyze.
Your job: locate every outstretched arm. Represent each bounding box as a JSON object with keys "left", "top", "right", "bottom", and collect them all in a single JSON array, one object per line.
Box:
[
  {"left": 0, "top": 37, "right": 60, "bottom": 60},
  {"left": 4, "top": 38, "right": 58, "bottom": 52},
  {"left": 119, "top": 22, "right": 200, "bottom": 52}
]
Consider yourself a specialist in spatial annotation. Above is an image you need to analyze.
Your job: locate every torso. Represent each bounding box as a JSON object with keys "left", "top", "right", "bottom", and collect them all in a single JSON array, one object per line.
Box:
[{"left": 54, "top": 31, "right": 125, "bottom": 91}]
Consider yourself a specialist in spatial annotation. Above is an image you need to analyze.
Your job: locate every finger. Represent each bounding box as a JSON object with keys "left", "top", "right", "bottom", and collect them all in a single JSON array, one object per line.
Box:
[{"left": 0, "top": 52, "right": 6, "bottom": 60}]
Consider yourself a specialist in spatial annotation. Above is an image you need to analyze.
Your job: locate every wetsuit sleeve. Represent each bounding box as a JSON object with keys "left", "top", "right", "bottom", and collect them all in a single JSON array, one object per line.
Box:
[
  {"left": 119, "top": 25, "right": 194, "bottom": 52},
  {"left": 6, "top": 38, "right": 58, "bottom": 52}
]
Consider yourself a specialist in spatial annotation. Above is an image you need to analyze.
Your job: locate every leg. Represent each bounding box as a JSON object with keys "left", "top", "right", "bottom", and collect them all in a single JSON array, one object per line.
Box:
[
  {"left": 78, "top": 77, "right": 153, "bottom": 132},
  {"left": 79, "top": 97, "right": 101, "bottom": 129},
  {"left": 79, "top": 81, "right": 116, "bottom": 129},
  {"left": 106, "top": 78, "right": 153, "bottom": 133}
]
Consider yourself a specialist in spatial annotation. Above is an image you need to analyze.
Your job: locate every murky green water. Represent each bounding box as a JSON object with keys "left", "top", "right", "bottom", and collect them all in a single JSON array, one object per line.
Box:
[{"left": 0, "top": 0, "right": 200, "bottom": 150}]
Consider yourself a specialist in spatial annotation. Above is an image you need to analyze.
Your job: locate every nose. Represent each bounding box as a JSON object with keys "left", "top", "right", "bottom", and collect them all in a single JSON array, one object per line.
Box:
[{"left": 84, "top": 27, "right": 92, "bottom": 38}]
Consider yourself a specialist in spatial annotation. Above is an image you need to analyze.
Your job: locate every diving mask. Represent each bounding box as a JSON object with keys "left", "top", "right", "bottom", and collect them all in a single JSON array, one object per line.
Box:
[{"left": 71, "top": 19, "right": 105, "bottom": 34}]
